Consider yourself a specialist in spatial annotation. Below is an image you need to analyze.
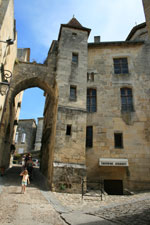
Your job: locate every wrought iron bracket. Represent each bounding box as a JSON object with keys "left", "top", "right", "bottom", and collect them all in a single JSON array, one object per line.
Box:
[{"left": 1, "top": 64, "right": 12, "bottom": 82}]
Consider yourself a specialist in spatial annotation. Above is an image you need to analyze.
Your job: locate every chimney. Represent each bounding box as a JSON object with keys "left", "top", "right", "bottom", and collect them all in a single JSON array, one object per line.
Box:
[{"left": 94, "top": 36, "right": 101, "bottom": 43}]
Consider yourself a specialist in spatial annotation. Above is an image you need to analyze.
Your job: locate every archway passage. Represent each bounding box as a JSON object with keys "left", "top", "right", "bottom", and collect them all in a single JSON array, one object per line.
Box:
[{"left": 0, "top": 61, "right": 58, "bottom": 189}]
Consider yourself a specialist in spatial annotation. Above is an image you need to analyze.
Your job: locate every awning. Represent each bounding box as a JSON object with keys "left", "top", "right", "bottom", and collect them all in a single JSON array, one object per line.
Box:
[{"left": 99, "top": 158, "right": 128, "bottom": 167}]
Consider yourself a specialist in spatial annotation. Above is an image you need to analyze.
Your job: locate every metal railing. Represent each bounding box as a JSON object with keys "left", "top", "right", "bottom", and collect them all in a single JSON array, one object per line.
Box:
[{"left": 81, "top": 179, "right": 104, "bottom": 200}]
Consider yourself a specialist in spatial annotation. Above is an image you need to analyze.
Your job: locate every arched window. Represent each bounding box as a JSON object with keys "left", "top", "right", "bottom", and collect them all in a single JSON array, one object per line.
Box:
[{"left": 120, "top": 88, "right": 133, "bottom": 112}]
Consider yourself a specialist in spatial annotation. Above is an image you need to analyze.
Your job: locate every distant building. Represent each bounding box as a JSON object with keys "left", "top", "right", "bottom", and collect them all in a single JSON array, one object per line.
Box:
[
  {"left": 34, "top": 117, "right": 43, "bottom": 151},
  {"left": 15, "top": 119, "right": 36, "bottom": 154}
]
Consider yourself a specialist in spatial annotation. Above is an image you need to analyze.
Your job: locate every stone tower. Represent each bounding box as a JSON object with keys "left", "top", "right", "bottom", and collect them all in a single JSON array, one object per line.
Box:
[{"left": 51, "top": 18, "right": 91, "bottom": 191}]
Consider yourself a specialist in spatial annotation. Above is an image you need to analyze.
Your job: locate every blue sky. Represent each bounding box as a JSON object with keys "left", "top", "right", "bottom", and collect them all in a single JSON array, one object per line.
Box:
[{"left": 14, "top": 0, "right": 145, "bottom": 122}]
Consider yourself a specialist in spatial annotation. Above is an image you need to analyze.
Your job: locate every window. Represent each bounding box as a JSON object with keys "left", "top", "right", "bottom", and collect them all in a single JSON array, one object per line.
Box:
[
  {"left": 17, "top": 102, "right": 21, "bottom": 107},
  {"left": 114, "top": 133, "right": 123, "bottom": 148},
  {"left": 72, "top": 53, "right": 78, "bottom": 63},
  {"left": 14, "top": 120, "right": 18, "bottom": 125},
  {"left": 86, "top": 126, "right": 93, "bottom": 148},
  {"left": 70, "top": 86, "right": 77, "bottom": 100},
  {"left": 87, "top": 88, "right": 96, "bottom": 112},
  {"left": 72, "top": 32, "right": 77, "bottom": 39},
  {"left": 18, "top": 148, "right": 24, "bottom": 154},
  {"left": 87, "top": 72, "right": 94, "bottom": 81},
  {"left": 15, "top": 132, "right": 19, "bottom": 143},
  {"left": 113, "top": 58, "right": 129, "bottom": 74},
  {"left": 21, "top": 133, "right": 26, "bottom": 143},
  {"left": 121, "top": 88, "right": 134, "bottom": 112},
  {"left": 66, "top": 125, "right": 71, "bottom": 136}
]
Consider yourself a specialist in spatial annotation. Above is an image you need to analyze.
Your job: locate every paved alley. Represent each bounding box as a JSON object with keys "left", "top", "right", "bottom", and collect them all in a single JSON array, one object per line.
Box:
[
  {"left": 0, "top": 166, "right": 66, "bottom": 225},
  {"left": 1, "top": 166, "right": 150, "bottom": 225}
]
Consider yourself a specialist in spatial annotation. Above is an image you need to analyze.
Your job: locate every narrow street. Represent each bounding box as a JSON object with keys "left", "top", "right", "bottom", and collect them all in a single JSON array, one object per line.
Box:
[
  {"left": 1, "top": 166, "right": 150, "bottom": 225},
  {"left": 0, "top": 166, "right": 66, "bottom": 225}
]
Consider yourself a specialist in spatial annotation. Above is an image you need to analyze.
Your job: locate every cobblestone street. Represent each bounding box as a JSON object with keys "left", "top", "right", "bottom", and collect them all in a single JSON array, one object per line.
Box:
[
  {"left": 54, "top": 190, "right": 150, "bottom": 225},
  {"left": 1, "top": 166, "right": 150, "bottom": 225},
  {"left": 93, "top": 199, "right": 150, "bottom": 225}
]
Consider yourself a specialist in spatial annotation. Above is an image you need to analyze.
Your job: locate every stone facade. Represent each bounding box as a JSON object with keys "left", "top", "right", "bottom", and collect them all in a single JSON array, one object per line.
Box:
[
  {"left": 0, "top": 0, "right": 17, "bottom": 123},
  {"left": 1, "top": 0, "right": 150, "bottom": 194},
  {"left": 86, "top": 40, "right": 150, "bottom": 191},
  {"left": 45, "top": 3, "right": 150, "bottom": 192},
  {"left": 15, "top": 119, "right": 36, "bottom": 154}
]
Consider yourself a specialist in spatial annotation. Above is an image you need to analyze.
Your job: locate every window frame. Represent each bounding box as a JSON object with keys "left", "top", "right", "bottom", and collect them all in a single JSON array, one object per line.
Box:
[
  {"left": 114, "top": 132, "right": 123, "bottom": 149},
  {"left": 87, "top": 88, "right": 97, "bottom": 113},
  {"left": 72, "top": 53, "right": 78, "bottom": 64},
  {"left": 113, "top": 58, "right": 129, "bottom": 74},
  {"left": 21, "top": 133, "right": 26, "bottom": 143},
  {"left": 87, "top": 72, "right": 94, "bottom": 82},
  {"left": 15, "top": 132, "right": 19, "bottom": 143},
  {"left": 69, "top": 85, "right": 77, "bottom": 101},
  {"left": 86, "top": 126, "right": 93, "bottom": 148},
  {"left": 120, "top": 87, "right": 134, "bottom": 112},
  {"left": 66, "top": 125, "right": 72, "bottom": 136}
]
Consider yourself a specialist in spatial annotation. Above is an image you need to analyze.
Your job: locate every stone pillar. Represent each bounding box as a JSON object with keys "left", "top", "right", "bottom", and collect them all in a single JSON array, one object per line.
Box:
[{"left": 143, "top": 0, "right": 150, "bottom": 39}]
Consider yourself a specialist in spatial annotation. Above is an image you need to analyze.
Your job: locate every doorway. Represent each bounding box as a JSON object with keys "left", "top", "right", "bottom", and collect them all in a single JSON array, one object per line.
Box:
[{"left": 104, "top": 180, "right": 123, "bottom": 195}]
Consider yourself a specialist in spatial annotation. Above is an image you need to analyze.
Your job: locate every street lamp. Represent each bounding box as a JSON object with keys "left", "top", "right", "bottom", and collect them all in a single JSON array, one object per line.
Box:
[
  {"left": 0, "top": 39, "right": 14, "bottom": 95},
  {"left": 0, "top": 39, "right": 14, "bottom": 45},
  {"left": 0, "top": 64, "right": 12, "bottom": 96},
  {"left": 0, "top": 81, "right": 10, "bottom": 96}
]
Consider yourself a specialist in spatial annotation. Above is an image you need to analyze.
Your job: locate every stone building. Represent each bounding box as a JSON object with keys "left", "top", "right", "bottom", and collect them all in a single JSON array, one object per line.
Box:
[
  {"left": 15, "top": 119, "right": 36, "bottom": 154},
  {"left": 42, "top": 1, "right": 150, "bottom": 193},
  {"left": 0, "top": 0, "right": 17, "bottom": 127},
  {"left": 0, "top": 0, "right": 29, "bottom": 168},
  {"left": 34, "top": 117, "right": 44, "bottom": 151},
  {"left": 1, "top": 0, "right": 150, "bottom": 194}
]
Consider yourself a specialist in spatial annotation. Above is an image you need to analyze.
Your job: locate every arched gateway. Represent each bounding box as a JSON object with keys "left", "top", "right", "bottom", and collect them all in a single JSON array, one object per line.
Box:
[
  {"left": 0, "top": 56, "right": 58, "bottom": 188},
  {"left": 0, "top": 17, "right": 90, "bottom": 192}
]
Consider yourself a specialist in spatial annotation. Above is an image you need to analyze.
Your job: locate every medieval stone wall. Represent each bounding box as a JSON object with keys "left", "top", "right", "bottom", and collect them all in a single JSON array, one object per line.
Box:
[
  {"left": 86, "top": 41, "right": 150, "bottom": 191},
  {"left": 51, "top": 25, "right": 89, "bottom": 191},
  {"left": 0, "top": 0, "right": 17, "bottom": 122},
  {"left": 0, "top": 0, "right": 18, "bottom": 168}
]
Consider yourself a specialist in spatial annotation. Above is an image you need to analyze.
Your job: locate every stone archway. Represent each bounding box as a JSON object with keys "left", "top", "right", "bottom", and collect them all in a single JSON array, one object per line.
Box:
[{"left": 0, "top": 61, "right": 58, "bottom": 188}]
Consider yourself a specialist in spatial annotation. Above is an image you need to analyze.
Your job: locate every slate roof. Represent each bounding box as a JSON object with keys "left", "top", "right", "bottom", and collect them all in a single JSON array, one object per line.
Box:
[
  {"left": 66, "top": 17, "right": 83, "bottom": 29},
  {"left": 58, "top": 17, "right": 91, "bottom": 40}
]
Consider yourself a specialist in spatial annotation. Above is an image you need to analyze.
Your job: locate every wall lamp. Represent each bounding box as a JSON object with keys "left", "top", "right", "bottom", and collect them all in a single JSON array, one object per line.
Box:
[
  {"left": 0, "top": 81, "right": 10, "bottom": 96},
  {"left": 0, "top": 39, "right": 14, "bottom": 95},
  {"left": 0, "top": 39, "right": 14, "bottom": 45},
  {"left": 0, "top": 64, "right": 12, "bottom": 96}
]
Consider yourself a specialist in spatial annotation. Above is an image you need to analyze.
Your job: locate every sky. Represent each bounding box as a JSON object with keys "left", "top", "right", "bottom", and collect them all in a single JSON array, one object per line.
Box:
[{"left": 14, "top": 0, "right": 145, "bottom": 122}]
